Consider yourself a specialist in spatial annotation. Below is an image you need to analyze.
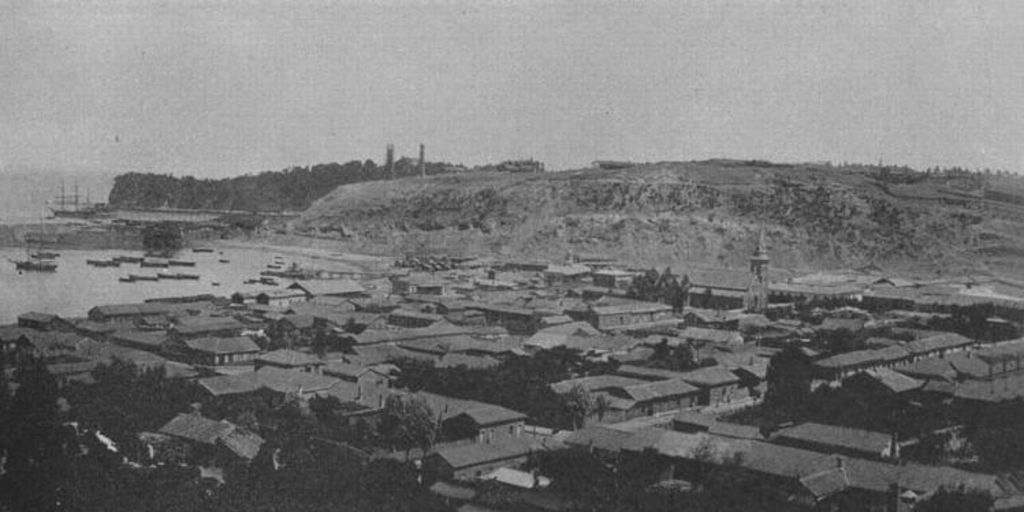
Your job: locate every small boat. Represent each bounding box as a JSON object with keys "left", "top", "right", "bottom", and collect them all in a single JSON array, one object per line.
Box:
[
  {"left": 157, "top": 271, "right": 176, "bottom": 279},
  {"left": 141, "top": 259, "right": 169, "bottom": 268},
  {"left": 259, "top": 277, "right": 279, "bottom": 286},
  {"left": 32, "top": 251, "right": 60, "bottom": 259},
  {"left": 119, "top": 276, "right": 135, "bottom": 283},
  {"left": 129, "top": 274, "right": 159, "bottom": 281},
  {"left": 114, "top": 256, "right": 144, "bottom": 264},
  {"left": 11, "top": 259, "right": 58, "bottom": 272},
  {"left": 87, "top": 259, "right": 120, "bottom": 268},
  {"left": 219, "top": 259, "right": 230, "bottom": 263},
  {"left": 176, "top": 273, "right": 200, "bottom": 280},
  {"left": 267, "top": 264, "right": 282, "bottom": 269},
  {"left": 211, "top": 282, "right": 221, "bottom": 287},
  {"left": 169, "top": 260, "right": 196, "bottom": 267},
  {"left": 244, "top": 278, "right": 261, "bottom": 284},
  {"left": 192, "top": 248, "right": 215, "bottom": 253}
]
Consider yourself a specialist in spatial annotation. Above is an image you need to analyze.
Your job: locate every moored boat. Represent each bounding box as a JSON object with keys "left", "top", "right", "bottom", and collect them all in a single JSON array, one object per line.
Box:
[
  {"left": 87, "top": 259, "right": 120, "bottom": 268},
  {"left": 11, "top": 259, "right": 58, "bottom": 272},
  {"left": 169, "top": 260, "right": 196, "bottom": 267},
  {"left": 140, "top": 258, "right": 170, "bottom": 268},
  {"left": 192, "top": 248, "right": 215, "bottom": 253},
  {"left": 114, "top": 256, "right": 144, "bottom": 264},
  {"left": 129, "top": 274, "right": 159, "bottom": 281}
]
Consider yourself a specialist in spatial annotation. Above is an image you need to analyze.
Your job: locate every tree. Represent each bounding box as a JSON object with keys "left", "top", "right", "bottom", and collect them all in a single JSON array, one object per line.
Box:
[
  {"left": 764, "top": 345, "right": 813, "bottom": 415},
  {"left": 916, "top": 485, "right": 993, "bottom": 512},
  {"left": 562, "top": 383, "right": 595, "bottom": 429},
  {"left": 378, "top": 395, "right": 438, "bottom": 457}
]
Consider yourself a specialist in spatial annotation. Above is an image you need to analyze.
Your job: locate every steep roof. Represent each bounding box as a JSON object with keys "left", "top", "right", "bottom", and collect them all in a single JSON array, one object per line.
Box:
[
  {"left": 774, "top": 422, "right": 892, "bottom": 456},
  {"left": 589, "top": 301, "right": 672, "bottom": 316},
  {"left": 455, "top": 405, "right": 528, "bottom": 427},
  {"left": 110, "top": 329, "right": 167, "bottom": 348},
  {"left": 564, "top": 426, "right": 634, "bottom": 453},
  {"left": 256, "top": 349, "right": 322, "bottom": 367},
  {"left": 159, "top": 413, "right": 235, "bottom": 445},
  {"left": 183, "top": 336, "right": 260, "bottom": 354},
  {"left": 905, "top": 333, "right": 973, "bottom": 355},
  {"left": 173, "top": 316, "right": 244, "bottom": 336},
  {"left": 677, "top": 366, "right": 741, "bottom": 387},
  {"left": 430, "top": 437, "right": 538, "bottom": 470}
]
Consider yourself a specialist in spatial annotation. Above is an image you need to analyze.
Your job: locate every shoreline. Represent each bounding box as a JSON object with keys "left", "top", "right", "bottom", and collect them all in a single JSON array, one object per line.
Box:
[{"left": 207, "top": 238, "right": 394, "bottom": 275}]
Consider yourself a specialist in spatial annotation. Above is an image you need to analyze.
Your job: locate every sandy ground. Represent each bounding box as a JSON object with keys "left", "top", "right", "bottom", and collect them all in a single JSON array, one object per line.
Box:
[{"left": 210, "top": 237, "right": 395, "bottom": 274}]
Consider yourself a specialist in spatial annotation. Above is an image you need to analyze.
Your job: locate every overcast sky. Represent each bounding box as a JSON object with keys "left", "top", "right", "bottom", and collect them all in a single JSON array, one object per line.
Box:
[{"left": 2, "top": 0, "right": 1022, "bottom": 177}]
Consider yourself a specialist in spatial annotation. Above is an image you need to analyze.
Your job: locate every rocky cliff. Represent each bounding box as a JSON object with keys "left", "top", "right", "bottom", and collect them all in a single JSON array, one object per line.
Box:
[{"left": 296, "top": 160, "right": 1024, "bottom": 277}]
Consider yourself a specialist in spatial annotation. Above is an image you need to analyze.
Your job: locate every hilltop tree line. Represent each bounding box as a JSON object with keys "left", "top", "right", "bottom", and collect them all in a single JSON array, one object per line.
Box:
[{"left": 108, "top": 158, "right": 467, "bottom": 213}]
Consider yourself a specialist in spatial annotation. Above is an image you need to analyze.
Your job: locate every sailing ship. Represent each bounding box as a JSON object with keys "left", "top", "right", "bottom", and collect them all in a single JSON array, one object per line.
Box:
[
  {"left": 10, "top": 233, "right": 58, "bottom": 272},
  {"left": 48, "top": 182, "right": 111, "bottom": 219}
]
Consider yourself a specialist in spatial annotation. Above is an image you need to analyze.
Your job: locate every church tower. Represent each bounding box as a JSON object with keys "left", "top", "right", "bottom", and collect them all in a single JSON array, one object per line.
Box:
[{"left": 745, "top": 229, "right": 770, "bottom": 313}]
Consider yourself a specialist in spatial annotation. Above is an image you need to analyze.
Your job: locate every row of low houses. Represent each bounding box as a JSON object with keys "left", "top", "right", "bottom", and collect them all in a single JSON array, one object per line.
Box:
[{"left": 564, "top": 418, "right": 1024, "bottom": 511}]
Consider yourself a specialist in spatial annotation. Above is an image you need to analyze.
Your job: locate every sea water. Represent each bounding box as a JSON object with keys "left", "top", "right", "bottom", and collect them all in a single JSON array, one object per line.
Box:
[{"left": 0, "top": 247, "right": 361, "bottom": 324}]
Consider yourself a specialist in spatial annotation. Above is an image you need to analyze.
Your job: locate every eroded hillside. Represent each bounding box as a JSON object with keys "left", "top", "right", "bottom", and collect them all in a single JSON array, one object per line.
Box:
[{"left": 295, "top": 160, "right": 1024, "bottom": 276}]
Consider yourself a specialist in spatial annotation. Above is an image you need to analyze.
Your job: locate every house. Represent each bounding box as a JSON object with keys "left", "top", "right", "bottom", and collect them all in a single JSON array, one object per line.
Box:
[
  {"left": 171, "top": 316, "right": 245, "bottom": 341},
  {"left": 391, "top": 274, "right": 450, "bottom": 296},
  {"left": 18, "top": 312, "right": 74, "bottom": 332},
  {"left": 686, "top": 269, "right": 752, "bottom": 310},
  {"left": 462, "top": 303, "right": 537, "bottom": 334},
  {"left": 198, "top": 366, "right": 341, "bottom": 400},
  {"left": 255, "top": 349, "right": 323, "bottom": 372},
  {"left": 544, "top": 264, "right": 591, "bottom": 285},
  {"left": 109, "top": 329, "right": 168, "bottom": 353},
  {"left": 676, "top": 367, "right": 743, "bottom": 406},
  {"left": 156, "top": 413, "right": 264, "bottom": 463},
  {"left": 677, "top": 327, "right": 744, "bottom": 345},
  {"left": 323, "top": 360, "right": 396, "bottom": 384},
  {"left": 580, "top": 301, "right": 674, "bottom": 331},
  {"left": 88, "top": 301, "right": 212, "bottom": 326},
  {"left": 422, "top": 437, "right": 540, "bottom": 481},
  {"left": 683, "top": 308, "right": 743, "bottom": 330},
  {"left": 444, "top": 406, "right": 529, "bottom": 443},
  {"left": 550, "top": 374, "right": 699, "bottom": 424},
  {"left": 772, "top": 423, "right": 896, "bottom": 461},
  {"left": 75, "top": 320, "right": 117, "bottom": 339},
  {"left": 564, "top": 426, "right": 634, "bottom": 455},
  {"left": 591, "top": 269, "right": 638, "bottom": 290},
  {"left": 288, "top": 279, "right": 366, "bottom": 299},
  {"left": 169, "top": 336, "right": 261, "bottom": 367},
  {"left": 255, "top": 289, "right": 308, "bottom": 308},
  {"left": 389, "top": 309, "right": 445, "bottom": 328},
  {"left": 904, "top": 332, "right": 975, "bottom": 361}
]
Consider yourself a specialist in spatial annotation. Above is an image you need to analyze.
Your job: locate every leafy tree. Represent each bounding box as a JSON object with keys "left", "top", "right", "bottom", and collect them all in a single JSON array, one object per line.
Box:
[
  {"left": 916, "top": 485, "right": 993, "bottom": 512},
  {"left": 764, "top": 345, "right": 813, "bottom": 415},
  {"left": 562, "top": 383, "right": 595, "bottom": 429},
  {"left": 378, "top": 395, "right": 438, "bottom": 457}
]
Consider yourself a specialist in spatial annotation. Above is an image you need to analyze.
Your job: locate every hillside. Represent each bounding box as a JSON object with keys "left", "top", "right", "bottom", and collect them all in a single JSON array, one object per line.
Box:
[
  {"left": 107, "top": 158, "right": 466, "bottom": 212},
  {"left": 295, "top": 160, "right": 1024, "bottom": 277}
]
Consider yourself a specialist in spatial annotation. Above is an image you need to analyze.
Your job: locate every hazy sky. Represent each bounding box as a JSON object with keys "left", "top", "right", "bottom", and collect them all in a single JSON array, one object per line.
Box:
[{"left": 2, "top": 0, "right": 1023, "bottom": 177}]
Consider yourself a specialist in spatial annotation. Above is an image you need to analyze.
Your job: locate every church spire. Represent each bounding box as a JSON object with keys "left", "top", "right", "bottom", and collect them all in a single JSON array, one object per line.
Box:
[{"left": 746, "top": 228, "right": 770, "bottom": 314}]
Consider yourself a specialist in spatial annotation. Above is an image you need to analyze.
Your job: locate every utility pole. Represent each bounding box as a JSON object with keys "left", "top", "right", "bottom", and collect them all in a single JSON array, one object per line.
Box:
[
  {"left": 419, "top": 143, "right": 426, "bottom": 178},
  {"left": 386, "top": 143, "right": 395, "bottom": 180}
]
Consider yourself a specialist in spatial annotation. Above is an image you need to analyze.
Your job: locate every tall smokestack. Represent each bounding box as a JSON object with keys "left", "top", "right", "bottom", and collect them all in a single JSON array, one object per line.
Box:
[
  {"left": 419, "top": 144, "right": 426, "bottom": 178},
  {"left": 385, "top": 143, "right": 395, "bottom": 180}
]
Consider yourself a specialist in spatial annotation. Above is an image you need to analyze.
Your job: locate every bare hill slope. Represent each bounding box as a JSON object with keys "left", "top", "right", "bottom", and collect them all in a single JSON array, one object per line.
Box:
[{"left": 296, "top": 160, "right": 1024, "bottom": 276}]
